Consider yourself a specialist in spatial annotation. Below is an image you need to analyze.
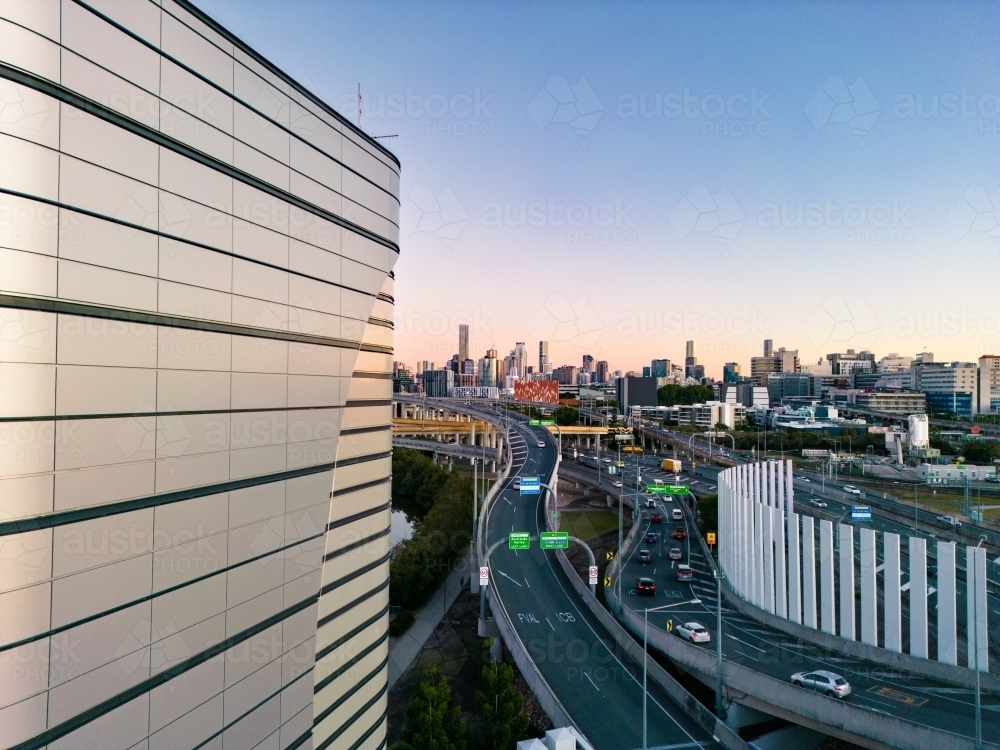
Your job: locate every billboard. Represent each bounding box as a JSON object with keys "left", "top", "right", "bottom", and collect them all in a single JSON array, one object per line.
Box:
[{"left": 514, "top": 380, "right": 559, "bottom": 404}]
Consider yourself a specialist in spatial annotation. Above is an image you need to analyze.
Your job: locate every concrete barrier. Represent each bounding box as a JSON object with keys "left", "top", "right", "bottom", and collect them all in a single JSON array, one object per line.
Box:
[
  {"left": 553, "top": 549, "right": 749, "bottom": 750},
  {"left": 608, "top": 591, "right": 986, "bottom": 750}
]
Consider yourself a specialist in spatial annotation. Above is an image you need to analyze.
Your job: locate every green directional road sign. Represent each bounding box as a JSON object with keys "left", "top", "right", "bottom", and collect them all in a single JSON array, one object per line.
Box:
[
  {"left": 528, "top": 419, "right": 541, "bottom": 426},
  {"left": 539, "top": 531, "right": 569, "bottom": 550},
  {"left": 540, "top": 419, "right": 555, "bottom": 426},
  {"left": 663, "top": 485, "right": 688, "bottom": 495},
  {"left": 646, "top": 484, "right": 668, "bottom": 494},
  {"left": 508, "top": 532, "right": 531, "bottom": 550}
]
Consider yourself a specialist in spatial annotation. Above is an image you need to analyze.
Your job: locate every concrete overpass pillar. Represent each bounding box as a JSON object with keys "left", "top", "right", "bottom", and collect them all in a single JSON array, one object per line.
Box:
[
  {"left": 787, "top": 512, "right": 800, "bottom": 624},
  {"left": 763, "top": 505, "right": 774, "bottom": 614}
]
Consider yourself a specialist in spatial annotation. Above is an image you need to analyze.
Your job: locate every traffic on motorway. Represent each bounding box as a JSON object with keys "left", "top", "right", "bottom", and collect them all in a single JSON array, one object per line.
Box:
[{"left": 568, "top": 440, "right": 1000, "bottom": 745}]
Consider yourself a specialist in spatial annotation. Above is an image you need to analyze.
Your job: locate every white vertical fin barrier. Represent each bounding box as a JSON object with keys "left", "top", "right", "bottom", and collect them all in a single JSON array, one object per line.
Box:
[
  {"left": 839, "top": 524, "right": 856, "bottom": 640},
  {"left": 938, "top": 541, "right": 957, "bottom": 666},
  {"left": 910, "top": 537, "right": 929, "bottom": 659},
  {"left": 785, "top": 459, "right": 794, "bottom": 517},
  {"left": 860, "top": 527, "right": 877, "bottom": 647},
  {"left": 763, "top": 505, "right": 775, "bottom": 614},
  {"left": 884, "top": 533, "right": 902, "bottom": 653},
  {"left": 967, "top": 546, "right": 989, "bottom": 672},
  {"left": 788, "top": 512, "right": 801, "bottom": 624},
  {"left": 753, "top": 502, "right": 763, "bottom": 607},
  {"left": 774, "top": 505, "right": 787, "bottom": 618},
  {"left": 717, "top": 462, "right": 969, "bottom": 669},
  {"left": 820, "top": 519, "right": 836, "bottom": 635},
  {"left": 802, "top": 515, "right": 817, "bottom": 629}
]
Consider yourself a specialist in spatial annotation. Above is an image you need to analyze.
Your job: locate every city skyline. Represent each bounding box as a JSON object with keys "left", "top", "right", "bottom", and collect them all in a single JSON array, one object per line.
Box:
[{"left": 198, "top": 0, "right": 1000, "bottom": 374}]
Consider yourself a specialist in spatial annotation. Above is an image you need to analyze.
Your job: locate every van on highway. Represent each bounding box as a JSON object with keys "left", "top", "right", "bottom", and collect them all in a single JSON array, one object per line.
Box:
[{"left": 672, "top": 508, "right": 683, "bottom": 521}]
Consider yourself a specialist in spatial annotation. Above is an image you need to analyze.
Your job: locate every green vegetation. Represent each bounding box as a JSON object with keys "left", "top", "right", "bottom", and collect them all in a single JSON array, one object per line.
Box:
[
  {"left": 393, "top": 447, "right": 451, "bottom": 515},
  {"left": 390, "top": 448, "right": 474, "bottom": 612},
  {"left": 960, "top": 438, "right": 1000, "bottom": 464},
  {"left": 476, "top": 642, "right": 531, "bottom": 750},
  {"left": 392, "top": 667, "right": 468, "bottom": 750},
  {"left": 727, "top": 427, "right": 888, "bottom": 455},
  {"left": 657, "top": 383, "right": 715, "bottom": 406},
  {"left": 559, "top": 510, "right": 619, "bottom": 540},
  {"left": 695, "top": 493, "right": 718, "bottom": 538},
  {"left": 553, "top": 405, "right": 580, "bottom": 425}
]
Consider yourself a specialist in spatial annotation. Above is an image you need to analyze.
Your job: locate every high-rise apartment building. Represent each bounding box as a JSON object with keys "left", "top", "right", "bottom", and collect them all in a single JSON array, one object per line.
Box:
[
  {"left": 582, "top": 353, "right": 595, "bottom": 372},
  {"left": 595, "top": 360, "right": 609, "bottom": 383},
  {"left": 0, "top": 4, "right": 397, "bottom": 749},
  {"left": 723, "top": 362, "right": 741, "bottom": 383},
  {"left": 514, "top": 342, "right": 526, "bottom": 378},
  {"left": 651, "top": 359, "right": 669, "bottom": 379},
  {"left": 918, "top": 362, "right": 977, "bottom": 416},
  {"left": 458, "top": 323, "right": 469, "bottom": 364},
  {"left": 539, "top": 341, "right": 549, "bottom": 373}
]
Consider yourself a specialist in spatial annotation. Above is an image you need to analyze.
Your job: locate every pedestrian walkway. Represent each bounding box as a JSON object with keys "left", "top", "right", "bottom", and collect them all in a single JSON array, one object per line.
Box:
[{"left": 387, "top": 550, "right": 474, "bottom": 688}]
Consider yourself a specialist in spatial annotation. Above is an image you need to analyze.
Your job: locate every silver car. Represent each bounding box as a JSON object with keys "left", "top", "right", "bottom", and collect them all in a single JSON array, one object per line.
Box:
[{"left": 791, "top": 670, "right": 851, "bottom": 699}]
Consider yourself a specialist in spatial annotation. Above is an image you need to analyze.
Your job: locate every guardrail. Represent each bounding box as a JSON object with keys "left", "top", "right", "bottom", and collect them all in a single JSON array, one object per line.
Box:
[
  {"left": 552, "top": 547, "right": 748, "bottom": 750},
  {"left": 429, "top": 402, "right": 593, "bottom": 744},
  {"left": 607, "top": 588, "right": 986, "bottom": 750}
]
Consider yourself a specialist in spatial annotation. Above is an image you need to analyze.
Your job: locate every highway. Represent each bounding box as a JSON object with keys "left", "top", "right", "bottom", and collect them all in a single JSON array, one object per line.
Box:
[
  {"left": 479, "top": 413, "right": 723, "bottom": 749},
  {"left": 567, "top": 446, "right": 1000, "bottom": 746}
]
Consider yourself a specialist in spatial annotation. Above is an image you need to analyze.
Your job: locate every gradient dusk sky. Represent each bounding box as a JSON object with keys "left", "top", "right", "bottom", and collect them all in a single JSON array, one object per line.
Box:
[{"left": 199, "top": 0, "right": 1000, "bottom": 376}]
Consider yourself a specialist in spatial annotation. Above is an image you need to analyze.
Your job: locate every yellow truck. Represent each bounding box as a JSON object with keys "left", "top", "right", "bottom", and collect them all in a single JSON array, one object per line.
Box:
[{"left": 661, "top": 458, "right": 682, "bottom": 472}]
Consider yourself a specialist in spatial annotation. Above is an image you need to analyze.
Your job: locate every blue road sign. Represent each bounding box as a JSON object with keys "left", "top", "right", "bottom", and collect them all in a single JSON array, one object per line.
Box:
[
  {"left": 852, "top": 505, "right": 872, "bottom": 521},
  {"left": 519, "top": 477, "right": 540, "bottom": 495}
]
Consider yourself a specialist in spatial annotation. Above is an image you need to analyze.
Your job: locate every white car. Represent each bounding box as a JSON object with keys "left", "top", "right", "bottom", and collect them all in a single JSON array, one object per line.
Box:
[
  {"left": 645, "top": 498, "right": 656, "bottom": 508},
  {"left": 791, "top": 670, "right": 851, "bottom": 699},
  {"left": 843, "top": 485, "right": 862, "bottom": 496},
  {"left": 513, "top": 479, "right": 521, "bottom": 490},
  {"left": 613, "top": 481, "right": 623, "bottom": 488},
  {"left": 537, "top": 441, "right": 546, "bottom": 449},
  {"left": 937, "top": 514, "right": 962, "bottom": 527},
  {"left": 676, "top": 622, "right": 711, "bottom": 644},
  {"left": 809, "top": 499, "right": 827, "bottom": 508}
]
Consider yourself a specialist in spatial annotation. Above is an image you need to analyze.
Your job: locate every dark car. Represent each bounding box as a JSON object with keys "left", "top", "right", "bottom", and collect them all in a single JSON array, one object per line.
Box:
[
  {"left": 650, "top": 513, "right": 663, "bottom": 524},
  {"left": 672, "top": 527, "right": 687, "bottom": 540},
  {"left": 638, "top": 549, "right": 652, "bottom": 564},
  {"left": 927, "top": 565, "right": 938, "bottom": 578},
  {"left": 636, "top": 577, "right": 656, "bottom": 596},
  {"left": 644, "top": 532, "right": 658, "bottom": 544},
  {"left": 668, "top": 547, "right": 683, "bottom": 560}
]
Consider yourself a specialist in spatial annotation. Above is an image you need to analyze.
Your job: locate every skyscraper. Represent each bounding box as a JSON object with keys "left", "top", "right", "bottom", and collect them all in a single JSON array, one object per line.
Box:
[
  {"left": 651, "top": 359, "right": 669, "bottom": 378},
  {"left": 459, "top": 323, "right": 469, "bottom": 364},
  {"left": 514, "top": 342, "right": 527, "bottom": 378},
  {"left": 539, "top": 341, "right": 550, "bottom": 373},
  {"left": 685, "top": 340, "right": 698, "bottom": 379},
  {"left": 723, "top": 362, "right": 741, "bottom": 383},
  {"left": 582, "top": 354, "right": 595, "bottom": 372},
  {"left": 0, "top": 5, "right": 397, "bottom": 748},
  {"left": 763, "top": 339, "right": 774, "bottom": 357}
]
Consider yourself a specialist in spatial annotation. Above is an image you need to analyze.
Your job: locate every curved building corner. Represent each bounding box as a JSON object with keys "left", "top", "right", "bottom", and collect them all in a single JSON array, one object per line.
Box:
[{"left": 0, "top": 2, "right": 398, "bottom": 749}]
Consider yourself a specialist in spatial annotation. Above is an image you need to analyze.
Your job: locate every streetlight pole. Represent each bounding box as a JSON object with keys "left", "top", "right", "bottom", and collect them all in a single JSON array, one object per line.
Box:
[
  {"left": 715, "top": 569, "right": 725, "bottom": 718},
  {"left": 641, "top": 598, "right": 702, "bottom": 748}
]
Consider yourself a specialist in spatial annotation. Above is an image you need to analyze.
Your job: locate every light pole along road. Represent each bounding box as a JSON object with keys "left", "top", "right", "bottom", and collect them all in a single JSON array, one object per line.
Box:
[{"left": 480, "top": 411, "right": 722, "bottom": 749}]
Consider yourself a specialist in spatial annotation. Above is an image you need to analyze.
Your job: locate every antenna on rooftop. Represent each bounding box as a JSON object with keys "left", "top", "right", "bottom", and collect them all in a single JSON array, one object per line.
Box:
[{"left": 357, "top": 83, "right": 397, "bottom": 140}]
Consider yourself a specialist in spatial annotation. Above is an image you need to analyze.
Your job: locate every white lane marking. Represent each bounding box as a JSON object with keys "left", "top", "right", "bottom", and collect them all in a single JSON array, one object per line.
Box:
[
  {"left": 525, "top": 577, "right": 531, "bottom": 589},
  {"left": 584, "top": 671, "right": 601, "bottom": 692},
  {"left": 497, "top": 570, "right": 522, "bottom": 587},
  {"left": 545, "top": 617, "right": 555, "bottom": 631},
  {"left": 726, "top": 633, "right": 764, "bottom": 652}
]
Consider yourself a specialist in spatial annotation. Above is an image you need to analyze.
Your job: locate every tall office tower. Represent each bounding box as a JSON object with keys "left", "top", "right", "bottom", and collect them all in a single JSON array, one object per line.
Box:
[
  {"left": 763, "top": 339, "right": 773, "bottom": 357},
  {"left": 595, "top": 360, "right": 609, "bottom": 383},
  {"left": 684, "top": 340, "right": 698, "bottom": 378},
  {"left": 582, "top": 353, "right": 595, "bottom": 372},
  {"left": 723, "top": 362, "right": 741, "bottom": 383},
  {"left": 539, "top": 340, "right": 549, "bottom": 373},
  {"left": 651, "top": 359, "right": 669, "bottom": 379},
  {"left": 514, "top": 341, "right": 526, "bottom": 378},
  {"left": 458, "top": 323, "right": 469, "bottom": 364},
  {"left": 0, "top": 3, "right": 398, "bottom": 749}
]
